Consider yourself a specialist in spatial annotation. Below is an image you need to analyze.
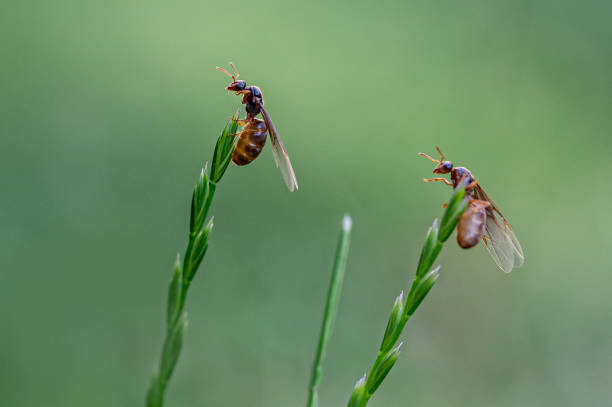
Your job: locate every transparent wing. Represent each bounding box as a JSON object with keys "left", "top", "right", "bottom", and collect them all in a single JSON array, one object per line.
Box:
[
  {"left": 256, "top": 100, "right": 299, "bottom": 192},
  {"left": 472, "top": 185, "right": 524, "bottom": 273}
]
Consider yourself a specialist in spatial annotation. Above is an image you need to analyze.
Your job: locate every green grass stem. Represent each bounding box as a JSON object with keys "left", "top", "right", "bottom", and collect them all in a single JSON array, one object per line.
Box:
[
  {"left": 306, "top": 214, "right": 353, "bottom": 407},
  {"left": 347, "top": 185, "right": 469, "bottom": 407},
  {"left": 145, "top": 115, "right": 239, "bottom": 407}
]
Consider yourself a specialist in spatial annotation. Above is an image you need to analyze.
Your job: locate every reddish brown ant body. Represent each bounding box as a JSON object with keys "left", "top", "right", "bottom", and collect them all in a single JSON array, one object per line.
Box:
[
  {"left": 217, "top": 63, "right": 298, "bottom": 192},
  {"left": 419, "top": 147, "right": 524, "bottom": 272}
]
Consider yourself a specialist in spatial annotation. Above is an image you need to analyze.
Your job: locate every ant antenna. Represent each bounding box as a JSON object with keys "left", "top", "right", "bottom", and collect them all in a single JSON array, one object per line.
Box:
[
  {"left": 418, "top": 146, "right": 446, "bottom": 163},
  {"left": 435, "top": 146, "right": 445, "bottom": 161},
  {"left": 418, "top": 151, "right": 439, "bottom": 164},
  {"left": 229, "top": 62, "right": 240, "bottom": 80},
  {"left": 216, "top": 65, "right": 236, "bottom": 81}
]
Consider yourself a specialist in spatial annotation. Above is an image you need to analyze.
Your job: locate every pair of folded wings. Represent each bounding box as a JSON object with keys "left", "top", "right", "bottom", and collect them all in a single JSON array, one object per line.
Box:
[
  {"left": 255, "top": 99, "right": 298, "bottom": 192},
  {"left": 471, "top": 185, "right": 524, "bottom": 273}
]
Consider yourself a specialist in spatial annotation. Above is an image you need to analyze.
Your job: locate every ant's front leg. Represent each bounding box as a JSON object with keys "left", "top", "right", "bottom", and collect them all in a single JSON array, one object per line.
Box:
[
  {"left": 240, "top": 91, "right": 253, "bottom": 104},
  {"left": 424, "top": 177, "right": 453, "bottom": 186}
]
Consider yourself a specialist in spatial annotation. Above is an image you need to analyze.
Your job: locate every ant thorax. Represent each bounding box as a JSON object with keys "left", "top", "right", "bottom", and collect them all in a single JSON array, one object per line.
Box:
[
  {"left": 451, "top": 167, "right": 474, "bottom": 187},
  {"left": 245, "top": 98, "right": 260, "bottom": 116},
  {"left": 245, "top": 86, "right": 263, "bottom": 117}
]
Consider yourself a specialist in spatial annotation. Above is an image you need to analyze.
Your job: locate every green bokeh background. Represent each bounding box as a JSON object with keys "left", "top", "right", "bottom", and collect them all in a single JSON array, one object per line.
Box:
[{"left": 2, "top": 0, "right": 611, "bottom": 405}]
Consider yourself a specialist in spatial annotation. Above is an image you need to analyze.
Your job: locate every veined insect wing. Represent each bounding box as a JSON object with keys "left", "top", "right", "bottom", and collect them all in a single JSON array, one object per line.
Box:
[
  {"left": 255, "top": 99, "right": 299, "bottom": 192},
  {"left": 472, "top": 185, "right": 524, "bottom": 272}
]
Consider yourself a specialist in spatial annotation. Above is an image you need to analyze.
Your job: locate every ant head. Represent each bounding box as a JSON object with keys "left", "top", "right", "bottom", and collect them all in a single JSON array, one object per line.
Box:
[
  {"left": 418, "top": 146, "right": 453, "bottom": 173},
  {"left": 226, "top": 80, "right": 246, "bottom": 92},
  {"left": 216, "top": 62, "right": 246, "bottom": 91},
  {"left": 434, "top": 161, "right": 453, "bottom": 174}
]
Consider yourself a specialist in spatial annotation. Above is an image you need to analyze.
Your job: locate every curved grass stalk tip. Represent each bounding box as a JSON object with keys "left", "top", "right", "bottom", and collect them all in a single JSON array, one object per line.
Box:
[{"left": 146, "top": 115, "right": 239, "bottom": 407}]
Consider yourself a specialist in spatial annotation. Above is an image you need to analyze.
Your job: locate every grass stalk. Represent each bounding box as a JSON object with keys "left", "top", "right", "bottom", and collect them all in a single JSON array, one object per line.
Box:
[
  {"left": 145, "top": 115, "right": 239, "bottom": 407},
  {"left": 306, "top": 215, "right": 353, "bottom": 407},
  {"left": 346, "top": 184, "right": 469, "bottom": 407}
]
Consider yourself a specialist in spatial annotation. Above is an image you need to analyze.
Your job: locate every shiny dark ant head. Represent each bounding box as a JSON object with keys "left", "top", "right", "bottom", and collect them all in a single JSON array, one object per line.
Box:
[
  {"left": 418, "top": 146, "right": 453, "bottom": 173},
  {"left": 433, "top": 161, "right": 453, "bottom": 174},
  {"left": 226, "top": 80, "right": 246, "bottom": 92},
  {"left": 217, "top": 62, "right": 248, "bottom": 92}
]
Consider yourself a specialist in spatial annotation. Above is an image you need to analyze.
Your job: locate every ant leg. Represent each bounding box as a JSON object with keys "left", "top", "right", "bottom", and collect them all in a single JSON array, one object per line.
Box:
[
  {"left": 465, "top": 180, "right": 479, "bottom": 191},
  {"left": 469, "top": 199, "right": 490, "bottom": 210},
  {"left": 228, "top": 130, "right": 244, "bottom": 138},
  {"left": 424, "top": 177, "right": 453, "bottom": 186}
]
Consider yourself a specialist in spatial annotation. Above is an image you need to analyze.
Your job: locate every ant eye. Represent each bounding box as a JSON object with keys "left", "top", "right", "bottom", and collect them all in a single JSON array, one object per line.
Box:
[
  {"left": 444, "top": 162, "right": 452, "bottom": 170},
  {"left": 235, "top": 81, "right": 246, "bottom": 90}
]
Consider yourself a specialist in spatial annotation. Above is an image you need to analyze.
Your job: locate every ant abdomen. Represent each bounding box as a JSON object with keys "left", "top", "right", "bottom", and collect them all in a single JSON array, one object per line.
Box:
[{"left": 232, "top": 118, "right": 267, "bottom": 166}]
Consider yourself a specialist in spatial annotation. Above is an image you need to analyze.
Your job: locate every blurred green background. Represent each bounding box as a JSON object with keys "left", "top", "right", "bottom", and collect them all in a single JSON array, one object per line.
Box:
[{"left": 2, "top": 0, "right": 611, "bottom": 405}]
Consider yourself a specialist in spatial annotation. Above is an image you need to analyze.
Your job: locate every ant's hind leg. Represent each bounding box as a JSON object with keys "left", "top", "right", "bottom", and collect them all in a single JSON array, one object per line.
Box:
[{"left": 470, "top": 199, "right": 490, "bottom": 209}]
